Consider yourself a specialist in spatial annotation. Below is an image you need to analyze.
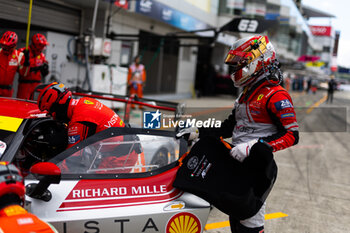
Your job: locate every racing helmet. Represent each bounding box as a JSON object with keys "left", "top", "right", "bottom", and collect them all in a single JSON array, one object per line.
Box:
[
  {"left": 30, "top": 33, "right": 49, "bottom": 54},
  {"left": 37, "top": 82, "right": 72, "bottom": 113},
  {"left": 0, "top": 31, "right": 18, "bottom": 54},
  {"left": 0, "top": 162, "right": 25, "bottom": 206},
  {"left": 224, "top": 35, "right": 276, "bottom": 87}
]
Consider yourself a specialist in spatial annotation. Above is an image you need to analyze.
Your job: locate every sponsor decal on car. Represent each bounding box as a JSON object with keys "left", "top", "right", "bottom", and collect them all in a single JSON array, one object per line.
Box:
[
  {"left": 57, "top": 168, "right": 183, "bottom": 212},
  {"left": 0, "top": 116, "right": 23, "bottom": 132},
  {"left": 60, "top": 217, "right": 162, "bottom": 233},
  {"left": 29, "top": 113, "right": 48, "bottom": 118},
  {"left": 166, "top": 212, "right": 201, "bottom": 233}
]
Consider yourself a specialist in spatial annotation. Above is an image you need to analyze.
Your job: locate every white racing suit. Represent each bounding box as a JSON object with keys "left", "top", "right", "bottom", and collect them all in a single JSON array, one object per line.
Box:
[{"left": 199, "top": 79, "right": 299, "bottom": 232}]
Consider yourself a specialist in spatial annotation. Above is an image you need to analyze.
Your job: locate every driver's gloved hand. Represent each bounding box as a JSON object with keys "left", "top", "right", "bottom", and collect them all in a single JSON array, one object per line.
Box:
[
  {"left": 229, "top": 139, "right": 258, "bottom": 162},
  {"left": 176, "top": 126, "right": 199, "bottom": 141}
]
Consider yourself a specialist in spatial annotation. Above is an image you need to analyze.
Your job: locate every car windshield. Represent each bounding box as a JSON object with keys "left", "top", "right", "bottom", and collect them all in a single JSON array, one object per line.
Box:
[{"left": 51, "top": 129, "right": 183, "bottom": 175}]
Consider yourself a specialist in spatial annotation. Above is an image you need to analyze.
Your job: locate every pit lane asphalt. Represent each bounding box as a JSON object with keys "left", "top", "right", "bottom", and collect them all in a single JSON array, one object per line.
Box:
[{"left": 175, "top": 90, "right": 350, "bottom": 233}]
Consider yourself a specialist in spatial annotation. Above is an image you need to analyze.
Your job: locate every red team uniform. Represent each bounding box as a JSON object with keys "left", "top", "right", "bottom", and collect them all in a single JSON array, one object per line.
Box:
[
  {"left": 17, "top": 33, "right": 49, "bottom": 99},
  {"left": 0, "top": 31, "right": 27, "bottom": 97},
  {"left": 66, "top": 97, "right": 125, "bottom": 148},
  {"left": 17, "top": 47, "right": 48, "bottom": 99},
  {"left": 37, "top": 83, "right": 140, "bottom": 173}
]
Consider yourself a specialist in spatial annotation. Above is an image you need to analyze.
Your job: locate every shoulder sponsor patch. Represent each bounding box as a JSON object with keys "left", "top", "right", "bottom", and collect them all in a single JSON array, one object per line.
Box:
[
  {"left": 281, "top": 113, "right": 295, "bottom": 118},
  {"left": 17, "top": 217, "right": 34, "bottom": 225},
  {"left": 68, "top": 135, "right": 80, "bottom": 144},
  {"left": 68, "top": 126, "right": 78, "bottom": 135},
  {"left": 84, "top": 99, "right": 94, "bottom": 105},
  {"left": 71, "top": 99, "right": 79, "bottom": 106},
  {"left": 274, "top": 99, "right": 292, "bottom": 111},
  {"left": 9, "top": 59, "right": 18, "bottom": 66},
  {"left": 250, "top": 110, "right": 261, "bottom": 115}
]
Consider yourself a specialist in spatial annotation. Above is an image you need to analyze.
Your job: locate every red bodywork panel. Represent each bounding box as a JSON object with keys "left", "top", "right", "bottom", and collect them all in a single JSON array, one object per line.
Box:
[{"left": 0, "top": 97, "right": 43, "bottom": 119}]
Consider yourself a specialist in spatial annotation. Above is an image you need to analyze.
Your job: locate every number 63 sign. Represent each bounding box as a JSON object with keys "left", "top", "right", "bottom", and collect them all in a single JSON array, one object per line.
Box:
[{"left": 220, "top": 18, "right": 278, "bottom": 33}]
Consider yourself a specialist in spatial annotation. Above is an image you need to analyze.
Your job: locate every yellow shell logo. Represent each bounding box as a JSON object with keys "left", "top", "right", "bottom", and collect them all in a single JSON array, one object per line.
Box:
[
  {"left": 257, "top": 94, "right": 264, "bottom": 101},
  {"left": 166, "top": 212, "right": 201, "bottom": 233}
]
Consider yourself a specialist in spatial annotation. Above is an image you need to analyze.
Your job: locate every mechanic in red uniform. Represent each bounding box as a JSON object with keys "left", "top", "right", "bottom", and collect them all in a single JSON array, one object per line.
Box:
[
  {"left": 17, "top": 33, "right": 49, "bottom": 99},
  {"left": 0, "top": 162, "right": 57, "bottom": 232},
  {"left": 177, "top": 35, "right": 299, "bottom": 233},
  {"left": 37, "top": 82, "right": 139, "bottom": 172},
  {"left": 0, "top": 31, "right": 27, "bottom": 97}
]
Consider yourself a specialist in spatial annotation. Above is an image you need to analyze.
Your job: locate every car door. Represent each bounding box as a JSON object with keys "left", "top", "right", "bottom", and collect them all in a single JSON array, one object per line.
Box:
[{"left": 25, "top": 127, "right": 210, "bottom": 233}]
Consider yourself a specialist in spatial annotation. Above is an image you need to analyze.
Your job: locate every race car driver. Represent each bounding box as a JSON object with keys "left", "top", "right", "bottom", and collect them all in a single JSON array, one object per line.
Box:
[
  {"left": 37, "top": 82, "right": 139, "bottom": 172},
  {"left": 177, "top": 35, "right": 299, "bottom": 233},
  {"left": 0, "top": 31, "right": 28, "bottom": 97},
  {"left": 0, "top": 162, "right": 58, "bottom": 232},
  {"left": 17, "top": 33, "right": 49, "bottom": 99}
]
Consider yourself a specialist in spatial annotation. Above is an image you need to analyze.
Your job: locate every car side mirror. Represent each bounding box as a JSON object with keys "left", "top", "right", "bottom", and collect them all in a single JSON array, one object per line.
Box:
[{"left": 26, "top": 162, "right": 61, "bottom": 202}]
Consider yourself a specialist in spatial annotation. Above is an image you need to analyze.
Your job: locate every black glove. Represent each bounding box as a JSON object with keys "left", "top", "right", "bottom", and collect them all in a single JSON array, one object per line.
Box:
[
  {"left": 40, "top": 63, "right": 49, "bottom": 77},
  {"left": 30, "top": 63, "right": 49, "bottom": 77},
  {"left": 23, "top": 50, "right": 30, "bottom": 67}
]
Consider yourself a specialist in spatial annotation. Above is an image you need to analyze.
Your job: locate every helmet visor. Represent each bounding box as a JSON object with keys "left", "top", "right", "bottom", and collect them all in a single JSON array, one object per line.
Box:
[
  {"left": 224, "top": 36, "right": 269, "bottom": 73},
  {"left": 224, "top": 50, "right": 250, "bottom": 73},
  {"left": 1, "top": 44, "right": 14, "bottom": 52}
]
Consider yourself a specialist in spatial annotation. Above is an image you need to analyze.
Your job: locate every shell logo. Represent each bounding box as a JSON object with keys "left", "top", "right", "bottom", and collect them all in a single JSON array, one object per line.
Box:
[{"left": 166, "top": 212, "right": 201, "bottom": 233}]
